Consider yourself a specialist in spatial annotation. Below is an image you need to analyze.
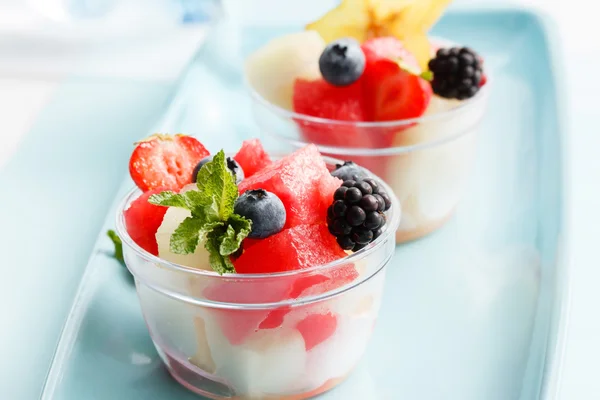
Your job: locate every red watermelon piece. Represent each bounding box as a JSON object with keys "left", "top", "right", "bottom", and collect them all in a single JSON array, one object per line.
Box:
[
  {"left": 296, "top": 312, "right": 338, "bottom": 351},
  {"left": 237, "top": 145, "right": 341, "bottom": 228},
  {"left": 124, "top": 188, "right": 168, "bottom": 255},
  {"left": 233, "top": 138, "right": 272, "bottom": 177}
]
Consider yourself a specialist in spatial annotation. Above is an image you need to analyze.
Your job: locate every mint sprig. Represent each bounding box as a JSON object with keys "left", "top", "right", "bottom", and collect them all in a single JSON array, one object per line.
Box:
[
  {"left": 148, "top": 150, "right": 251, "bottom": 274},
  {"left": 107, "top": 229, "right": 125, "bottom": 266}
]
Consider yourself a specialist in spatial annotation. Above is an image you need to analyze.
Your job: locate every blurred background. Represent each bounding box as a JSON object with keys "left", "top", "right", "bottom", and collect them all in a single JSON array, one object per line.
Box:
[{"left": 0, "top": 0, "right": 597, "bottom": 399}]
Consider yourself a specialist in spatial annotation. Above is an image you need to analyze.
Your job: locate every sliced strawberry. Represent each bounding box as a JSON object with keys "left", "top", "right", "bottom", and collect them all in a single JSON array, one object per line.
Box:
[
  {"left": 480, "top": 73, "right": 487, "bottom": 87},
  {"left": 233, "top": 138, "right": 272, "bottom": 177},
  {"left": 361, "top": 37, "right": 432, "bottom": 122},
  {"left": 124, "top": 188, "right": 169, "bottom": 255},
  {"left": 129, "top": 134, "right": 210, "bottom": 191}
]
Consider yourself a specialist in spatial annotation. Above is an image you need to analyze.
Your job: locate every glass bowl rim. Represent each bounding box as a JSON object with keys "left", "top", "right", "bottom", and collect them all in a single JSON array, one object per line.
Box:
[{"left": 114, "top": 156, "right": 401, "bottom": 281}]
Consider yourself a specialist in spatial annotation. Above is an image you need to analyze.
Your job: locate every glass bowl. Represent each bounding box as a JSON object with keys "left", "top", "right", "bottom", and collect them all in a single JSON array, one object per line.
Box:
[
  {"left": 115, "top": 161, "right": 401, "bottom": 399},
  {"left": 248, "top": 64, "right": 490, "bottom": 244}
]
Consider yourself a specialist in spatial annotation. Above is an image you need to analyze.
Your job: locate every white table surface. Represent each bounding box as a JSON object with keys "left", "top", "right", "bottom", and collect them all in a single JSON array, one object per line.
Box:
[{"left": 0, "top": 1, "right": 598, "bottom": 399}]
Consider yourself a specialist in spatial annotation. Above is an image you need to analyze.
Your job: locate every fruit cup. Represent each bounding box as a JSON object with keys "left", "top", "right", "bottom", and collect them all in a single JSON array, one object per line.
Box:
[
  {"left": 250, "top": 83, "right": 489, "bottom": 243},
  {"left": 115, "top": 162, "right": 400, "bottom": 399}
]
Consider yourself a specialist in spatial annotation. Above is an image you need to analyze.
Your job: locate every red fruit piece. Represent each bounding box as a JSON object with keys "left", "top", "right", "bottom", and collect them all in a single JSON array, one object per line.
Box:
[
  {"left": 124, "top": 188, "right": 169, "bottom": 255},
  {"left": 233, "top": 138, "right": 272, "bottom": 177},
  {"left": 129, "top": 134, "right": 210, "bottom": 191},
  {"left": 293, "top": 79, "right": 380, "bottom": 150},
  {"left": 233, "top": 224, "right": 346, "bottom": 274},
  {"left": 361, "top": 37, "right": 432, "bottom": 122},
  {"left": 296, "top": 312, "right": 338, "bottom": 351},
  {"left": 237, "top": 144, "right": 341, "bottom": 228}
]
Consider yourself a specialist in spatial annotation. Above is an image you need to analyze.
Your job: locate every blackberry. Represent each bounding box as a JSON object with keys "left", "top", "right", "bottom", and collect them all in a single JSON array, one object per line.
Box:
[
  {"left": 428, "top": 47, "right": 483, "bottom": 100},
  {"left": 331, "top": 161, "right": 370, "bottom": 182},
  {"left": 326, "top": 178, "right": 392, "bottom": 251}
]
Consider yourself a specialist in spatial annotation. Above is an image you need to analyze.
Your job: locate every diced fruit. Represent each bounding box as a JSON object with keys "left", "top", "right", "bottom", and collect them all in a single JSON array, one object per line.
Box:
[
  {"left": 238, "top": 145, "right": 342, "bottom": 228},
  {"left": 155, "top": 191, "right": 211, "bottom": 270},
  {"left": 192, "top": 155, "right": 244, "bottom": 184},
  {"left": 296, "top": 312, "right": 338, "bottom": 351},
  {"left": 305, "top": 0, "right": 371, "bottom": 43},
  {"left": 319, "top": 38, "right": 366, "bottom": 87},
  {"left": 234, "top": 189, "right": 286, "bottom": 239},
  {"left": 234, "top": 224, "right": 346, "bottom": 274},
  {"left": 233, "top": 138, "right": 272, "bottom": 177},
  {"left": 361, "top": 37, "right": 432, "bottom": 122},
  {"left": 124, "top": 188, "right": 168, "bottom": 255},
  {"left": 245, "top": 31, "right": 326, "bottom": 110},
  {"left": 129, "top": 134, "right": 209, "bottom": 191}
]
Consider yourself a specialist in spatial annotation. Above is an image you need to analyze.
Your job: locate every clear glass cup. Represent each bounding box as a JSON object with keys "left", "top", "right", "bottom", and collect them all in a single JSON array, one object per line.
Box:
[
  {"left": 248, "top": 70, "right": 489, "bottom": 244},
  {"left": 115, "top": 160, "right": 400, "bottom": 399}
]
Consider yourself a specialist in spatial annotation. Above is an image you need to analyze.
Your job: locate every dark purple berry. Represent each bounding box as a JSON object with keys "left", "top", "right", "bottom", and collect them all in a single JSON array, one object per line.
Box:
[
  {"left": 334, "top": 186, "right": 348, "bottom": 201},
  {"left": 360, "top": 195, "right": 378, "bottom": 212},
  {"left": 346, "top": 206, "right": 366, "bottom": 226},
  {"left": 342, "top": 180, "right": 356, "bottom": 188},
  {"left": 372, "top": 227, "right": 384, "bottom": 240},
  {"left": 193, "top": 155, "right": 244, "bottom": 184},
  {"left": 355, "top": 181, "right": 372, "bottom": 195},
  {"left": 332, "top": 218, "right": 352, "bottom": 235},
  {"left": 362, "top": 178, "right": 380, "bottom": 194},
  {"left": 429, "top": 46, "right": 483, "bottom": 100},
  {"left": 234, "top": 189, "right": 285, "bottom": 238},
  {"left": 337, "top": 235, "right": 355, "bottom": 250},
  {"left": 332, "top": 200, "right": 347, "bottom": 217},
  {"left": 353, "top": 242, "right": 367, "bottom": 251},
  {"left": 319, "top": 38, "right": 366, "bottom": 87},
  {"left": 379, "top": 191, "right": 392, "bottom": 211},
  {"left": 352, "top": 227, "right": 373, "bottom": 244},
  {"left": 332, "top": 161, "right": 369, "bottom": 182},
  {"left": 344, "top": 187, "right": 362, "bottom": 203},
  {"left": 364, "top": 211, "right": 384, "bottom": 230},
  {"left": 327, "top": 206, "right": 335, "bottom": 220},
  {"left": 373, "top": 194, "right": 385, "bottom": 212}
]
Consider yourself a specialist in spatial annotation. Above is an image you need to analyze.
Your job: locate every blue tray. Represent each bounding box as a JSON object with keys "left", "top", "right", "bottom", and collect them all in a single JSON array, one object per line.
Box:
[{"left": 40, "top": 5, "right": 568, "bottom": 400}]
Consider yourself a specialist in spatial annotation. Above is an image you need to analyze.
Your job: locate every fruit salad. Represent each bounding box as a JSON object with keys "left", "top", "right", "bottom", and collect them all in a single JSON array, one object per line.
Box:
[
  {"left": 245, "top": 0, "right": 489, "bottom": 243},
  {"left": 113, "top": 134, "right": 400, "bottom": 399}
]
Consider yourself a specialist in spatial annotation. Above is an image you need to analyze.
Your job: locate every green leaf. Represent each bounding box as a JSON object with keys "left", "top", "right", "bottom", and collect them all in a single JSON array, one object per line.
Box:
[
  {"left": 148, "top": 191, "right": 189, "bottom": 209},
  {"left": 205, "top": 229, "right": 236, "bottom": 274},
  {"left": 420, "top": 70, "right": 434, "bottom": 81},
  {"left": 221, "top": 214, "right": 251, "bottom": 256},
  {"left": 170, "top": 217, "right": 206, "bottom": 254},
  {"left": 194, "top": 150, "right": 238, "bottom": 220},
  {"left": 106, "top": 230, "right": 125, "bottom": 266}
]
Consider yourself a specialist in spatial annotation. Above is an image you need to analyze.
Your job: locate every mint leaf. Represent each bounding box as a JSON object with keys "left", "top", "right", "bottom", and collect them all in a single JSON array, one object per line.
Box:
[
  {"left": 149, "top": 191, "right": 190, "bottom": 209},
  {"left": 420, "top": 70, "right": 433, "bottom": 81},
  {"left": 107, "top": 230, "right": 125, "bottom": 266},
  {"left": 205, "top": 229, "right": 236, "bottom": 274},
  {"left": 170, "top": 217, "right": 207, "bottom": 254},
  {"left": 194, "top": 150, "right": 238, "bottom": 220},
  {"left": 221, "top": 214, "right": 251, "bottom": 256}
]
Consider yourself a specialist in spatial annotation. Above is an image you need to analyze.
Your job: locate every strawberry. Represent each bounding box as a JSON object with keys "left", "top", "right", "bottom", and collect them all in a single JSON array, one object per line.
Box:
[
  {"left": 361, "top": 37, "right": 432, "bottom": 121},
  {"left": 129, "top": 134, "right": 210, "bottom": 191},
  {"left": 124, "top": 188, "right": 169, "bottom": 255}
]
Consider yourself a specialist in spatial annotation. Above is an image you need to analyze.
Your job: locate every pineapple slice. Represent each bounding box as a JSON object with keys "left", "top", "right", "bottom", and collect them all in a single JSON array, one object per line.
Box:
[{"left": 306, "top": 0, "right": 372, "bottom": 43}]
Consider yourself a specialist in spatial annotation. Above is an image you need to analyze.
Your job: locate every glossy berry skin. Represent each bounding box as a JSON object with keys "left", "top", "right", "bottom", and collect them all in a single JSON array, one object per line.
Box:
[
  {"left": 319, "top": 38, "right": 366, "bottom": 87},
  {"left": 326, "top": 178, "right": 392, "bottom": 251},
  {"left": 234, "top": 189, "right": 286, "bottom": 239},
  {"left": 428, "top": 47, "right": 484, "bottom": 100},
  {"left": 331, "top": 161, "right": 369, "bottom": 182},
  {"left": 192, "top": 155, "right": 244, "bottom": 184}
]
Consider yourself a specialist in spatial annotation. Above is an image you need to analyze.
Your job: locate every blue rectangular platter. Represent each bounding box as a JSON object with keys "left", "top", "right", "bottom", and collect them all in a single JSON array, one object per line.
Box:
[{"left": 38, "top": 5, "right": 568, "bottom": 400}]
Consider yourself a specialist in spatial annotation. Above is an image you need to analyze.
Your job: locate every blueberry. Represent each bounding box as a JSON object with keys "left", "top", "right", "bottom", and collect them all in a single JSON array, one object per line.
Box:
[
  {"left": 319, "top": 38, "right": 366, "bottom": 87},
  {"left": 192, "top": 156, "right": 245, "bottom": 184},
  {"left": 332, "top": 161, "right": 369, "bottom": 182},
  {"left": 234, "top": 189, "right": 285, "bottom": 238}
]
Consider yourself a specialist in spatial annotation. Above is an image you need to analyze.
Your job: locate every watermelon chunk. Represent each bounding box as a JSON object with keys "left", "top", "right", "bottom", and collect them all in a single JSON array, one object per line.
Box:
[
  {"left": 237, "top": 145, "right": 341, "bottom": 228},
  {"left": 124, "top": 188, "right": 168, "bottom": 255},
  {"left": 233, "top": 224, "right": 346, "bottom": 274},
  {"left": 233, "top": 138, "right": 272, "bottom": 177},
  {"left": 296, "top": 312, "right": 338, "bottom": 351}
]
